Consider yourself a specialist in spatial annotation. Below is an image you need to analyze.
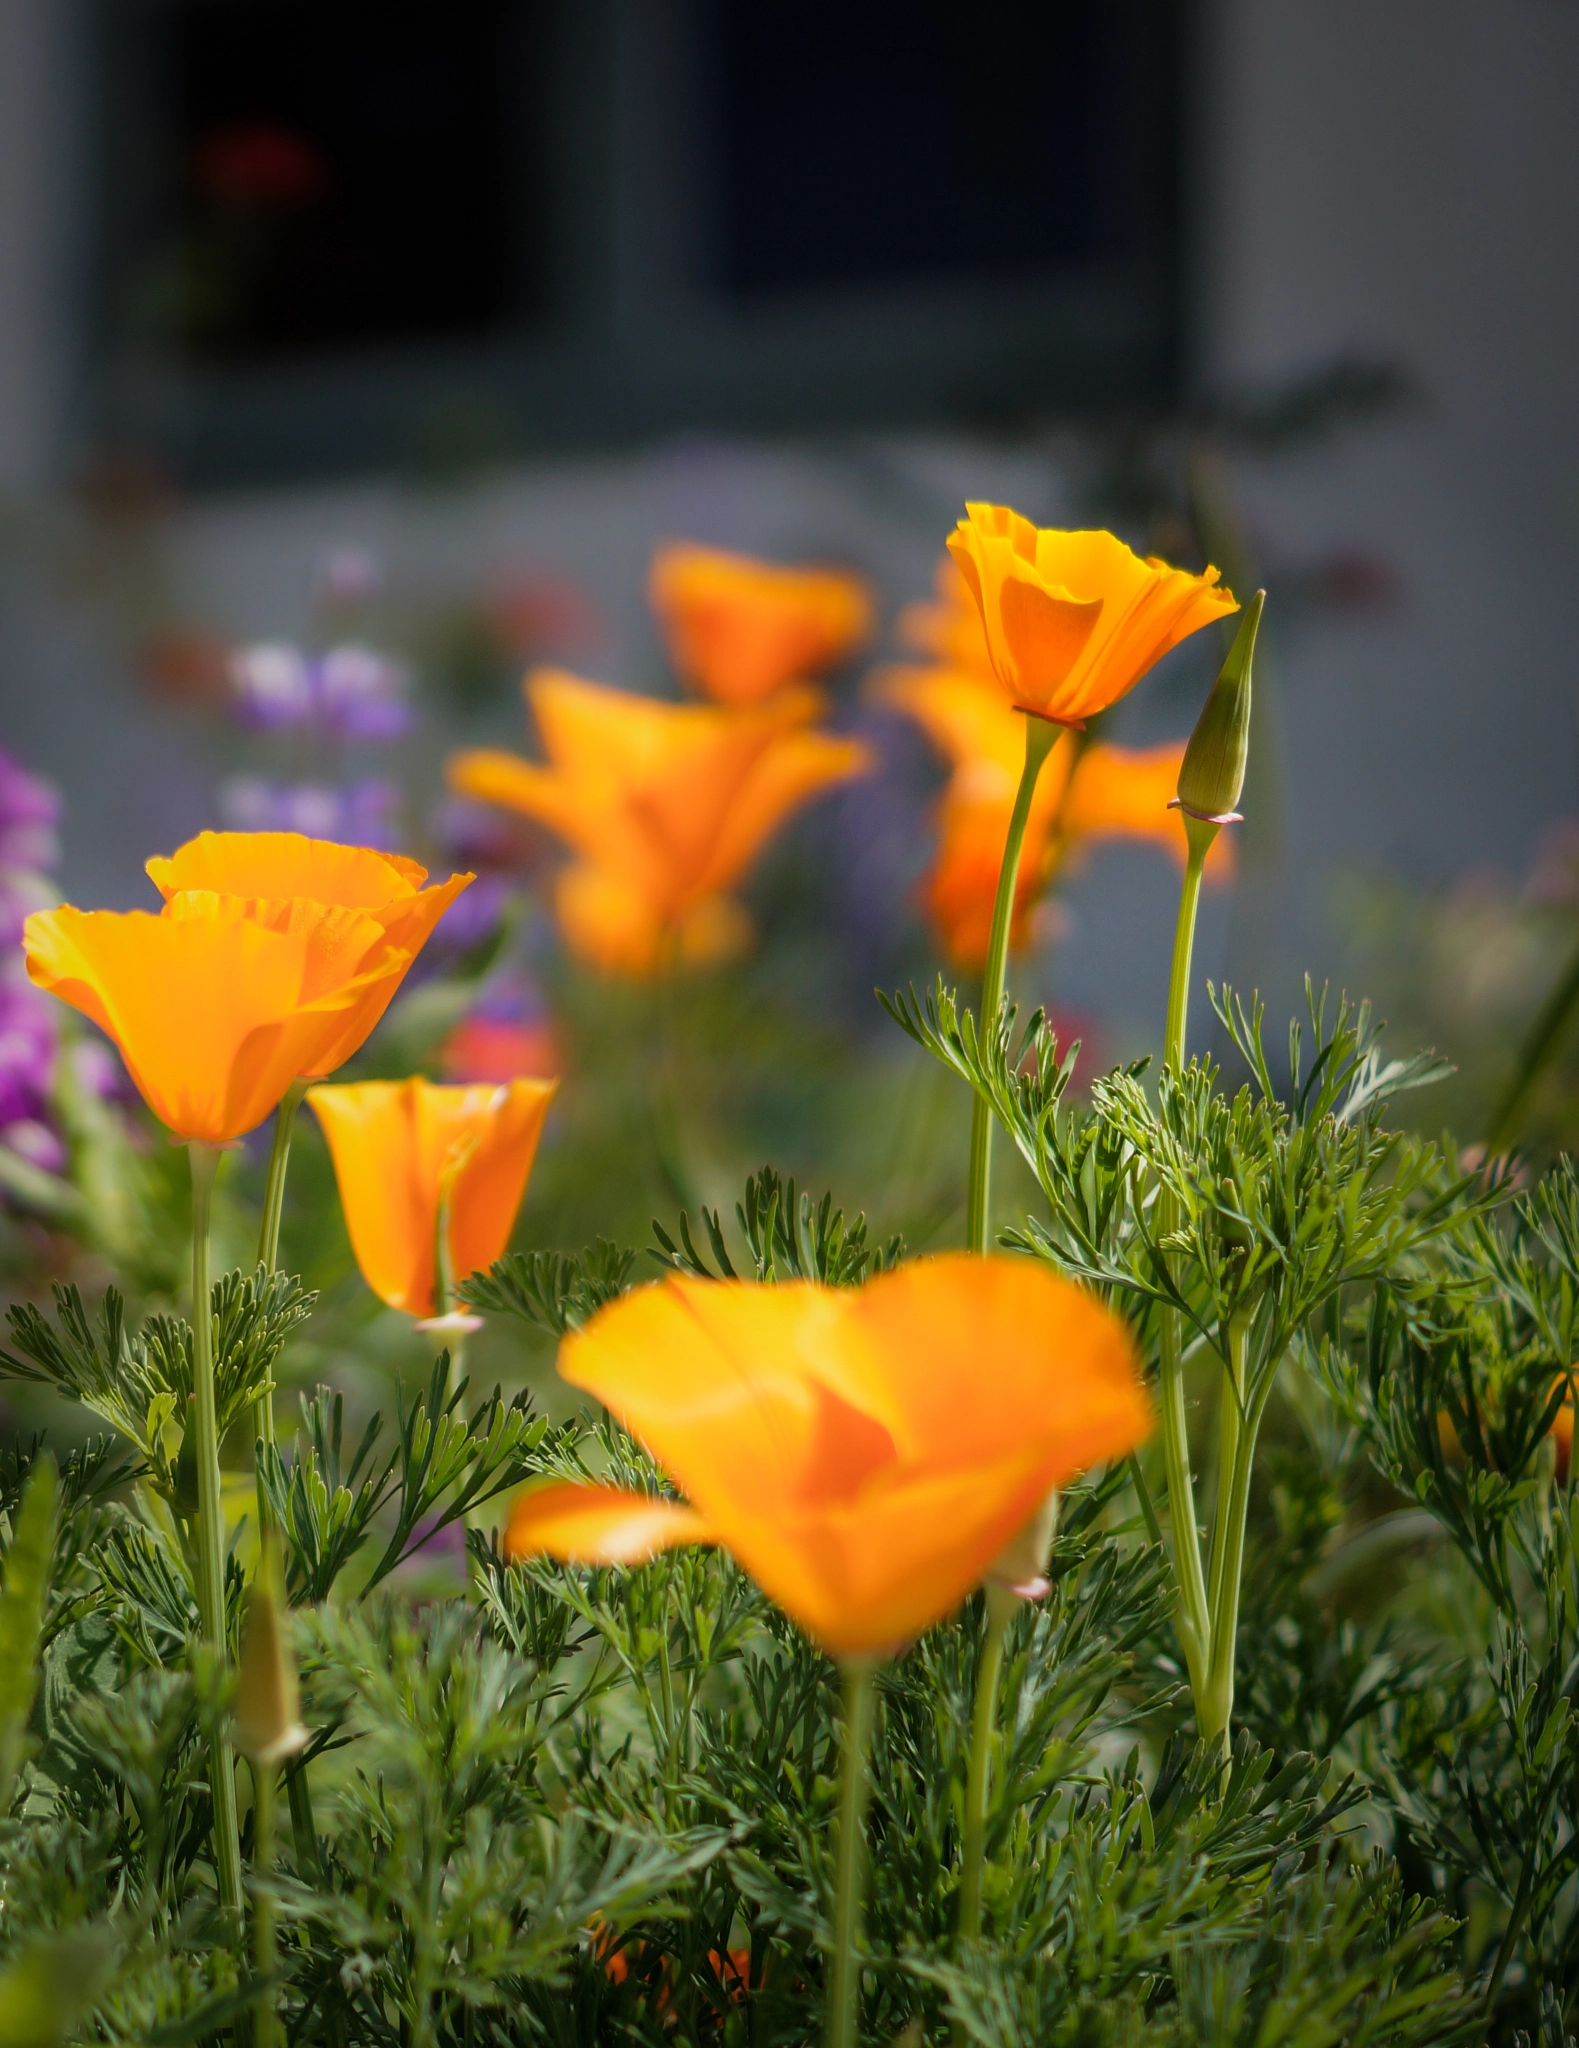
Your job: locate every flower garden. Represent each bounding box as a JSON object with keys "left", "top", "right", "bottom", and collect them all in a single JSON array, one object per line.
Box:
[{"left": 0, "top": 505, "right": 1572, "bottom": 2047}]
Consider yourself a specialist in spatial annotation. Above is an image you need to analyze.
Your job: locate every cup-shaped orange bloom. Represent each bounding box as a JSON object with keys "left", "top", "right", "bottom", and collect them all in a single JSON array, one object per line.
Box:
[
  {"left": 505, "top": 1255, "right": 1150, "bottom": 1657},
  {"left": 308, "top": 1075, "right": 557, "bottom": 1318},
  {"left": 145, "top": 831, "right": 473, "bottom": 1077},
  {"left": 946, "top": 505, "right": 1238, "bottom": 725},
  {"left": 895, "top": 555, "right": 996, "bottom": 679},
  {"left": 877, "top": 667, "right": 1228, "bottom": 969},
  {"left": 24, "top": 840, "right": 469, "bottom": 1144},
  {"left": 648, "top": 542, "right": 872, "bottom": 706},
  {"left": 446, "top": 669, "right": 871, "bottom": 975}
]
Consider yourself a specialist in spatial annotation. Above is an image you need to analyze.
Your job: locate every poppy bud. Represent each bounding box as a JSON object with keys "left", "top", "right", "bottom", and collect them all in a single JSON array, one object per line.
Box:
[
  {"left": 1173, "top": 590, "right": 1264, "bottom": 827},
  {"left": 232, "top": 1541, "right": 308, "bottom": 1768},
  {"left": 985, "top": 1487, "right": 1060, "bottom": 1600}
]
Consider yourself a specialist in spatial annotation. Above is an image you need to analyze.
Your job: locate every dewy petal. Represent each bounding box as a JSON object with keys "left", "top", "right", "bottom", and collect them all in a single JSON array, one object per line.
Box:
[
  {"left": 505, "top": 1481, "right": 715, "bottom": 1565},
  {"left": 557, "top": 1259, "right": 1150, "bottom": 1656},
  {"left": 309, "top": 1076, "right": 556, "bottom": 1317}
]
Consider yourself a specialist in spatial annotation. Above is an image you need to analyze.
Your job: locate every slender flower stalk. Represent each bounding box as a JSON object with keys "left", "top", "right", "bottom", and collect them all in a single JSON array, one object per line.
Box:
[
  {"left": 829, "top": 1660, "right": 876, "bottom": 2048},
  {"left": 188, "top": 1143, "right": 244, "bottom": 1925},
  {"left": 966, "top": 715, "right": 1061, "bottom": 1253},
  {"left": 957, "top": 1586, "right": 1014, "bottom": 1946},
  {"left": 255, "top": 1079, "right": 308, "bottom": 1281},
  {"left": 251, "top": 1762, "right": 278, "bottom": 2048},
  {"left": 1156, "top": 594, "right": 1264, "bottom": 1749}
]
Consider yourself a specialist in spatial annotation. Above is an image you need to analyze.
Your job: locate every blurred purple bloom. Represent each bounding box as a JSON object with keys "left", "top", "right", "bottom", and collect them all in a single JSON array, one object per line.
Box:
[
  {"left": 0, "top": 750, "right": 60, "bottom": 871},
  {"left": 0, "top": 867, "right": 55, "bottom": 952},
  {"left": 0, "top": 979, "right": 55, "bottom": 1128},
  {"left": 316, "top": 545, "right": 384, "bottom": 605},
  {"left": 231, "top": 642, "right": 315, "bottom": 729},
  {"left": 316, "top": 643, "right": 409, "bottom": 741},
  {"left": 1, "top": 1118, "right": 63, "bottom": 1173},
  {"left": 218, "top": 776, "right": 402, "bottom": 849},
  {"left": 472, "top": 965, "right": 548, "bottom": 1025},
  {"left": 427, "top": 874, "right": 511, "bottom": 957},
  {"left": 431, "top": 796, "right": 530, "bottom": 870}
]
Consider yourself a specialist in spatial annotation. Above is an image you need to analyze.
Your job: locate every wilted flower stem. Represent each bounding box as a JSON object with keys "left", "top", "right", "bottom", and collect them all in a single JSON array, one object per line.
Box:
[
  {"left": 829, "top": 1660, "right": 876, "bottom": 2048},
  {"left": 188, "top": 1143, "right": 245, "bottom": 1925},
  {"left": 966, "top": 716, "right": 1062, "bottom": 1254}
]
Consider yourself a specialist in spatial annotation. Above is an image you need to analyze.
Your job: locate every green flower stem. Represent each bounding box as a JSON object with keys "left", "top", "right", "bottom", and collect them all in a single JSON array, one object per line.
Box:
[
  {"left": 1158, "top": 823, "right": 1217, "bottom": 1705},
  {"left": 957, "top": 1586, "right": 1014, "bottom": 1949},
  {"left": 188, "top": 1142, "right": 244, "bottom": 1927},
  {"left": 965, "top": 714, "right": 1062, "bottom": 1255},
  {"left": 251, "top": 1762, "right": 278, "bottom": 2048},
  {"left": 253, "top": 1078, "right": 307, "bottom": 1544},
  {"left": 1201, "top": 1315, "right": 1255, "bottom": 1757},
  {"left": 255, "top": 1079, "right": 307, "bottom": 1284},
  {"left": 828, "top": 1659, "right": 877, "bottom": 2048}
]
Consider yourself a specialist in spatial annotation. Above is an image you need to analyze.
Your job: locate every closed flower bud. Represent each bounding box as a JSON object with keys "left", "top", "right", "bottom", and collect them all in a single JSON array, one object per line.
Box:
[
  {"left": 1174, "top": 590, "right": 1264, "bottom": 826},
  {"left": 232, "top": 1543, "right": 308, "bottom": 1769},
  {"left": 985, "top": 1487, "right": 1060, "bottom": 1600}
]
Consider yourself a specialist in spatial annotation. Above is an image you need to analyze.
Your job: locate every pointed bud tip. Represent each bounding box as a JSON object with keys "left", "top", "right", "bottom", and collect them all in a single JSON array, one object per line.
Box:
[{"left": 1176, "top": 592, "right": 1263, "bottom": 822}]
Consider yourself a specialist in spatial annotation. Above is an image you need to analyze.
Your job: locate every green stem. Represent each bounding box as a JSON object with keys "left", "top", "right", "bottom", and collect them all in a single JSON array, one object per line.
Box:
[
  {"left": 965, "top": 715, "right": 1062, "bottom": 1255},
  {"left": 285, "top": 1756, "right": 321, "bottom": 1879},
  {"left": 189, "top": 1143, "right": 244, "bottom": 1927},
  {"left": 1157, "top": 824, "right": 1219, "bottom": 1708},
  {"left": 252, "top": 1762, "right": 277, "bottom": 2048},
  {"left": 1486, "top": 926, "right": 1579, "bottom": 1155},
  {"left": 253, "top": 1078, "right": 306, "bottom": 1542},
  {"left": 828, "top": 1660, "right": 877, "bottom": 2048},
  {"left": 1201, "top": 1321, "right": 1260, "bottom": 1761},
  {"left": 957, "top": 1588, "right": 1013, "bottom": 1948}
]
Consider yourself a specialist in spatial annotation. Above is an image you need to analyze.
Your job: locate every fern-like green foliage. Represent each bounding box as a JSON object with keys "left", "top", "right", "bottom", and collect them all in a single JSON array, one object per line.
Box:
[{"left": 652, "top": 1164, "right": 904, "bottom": 1285}]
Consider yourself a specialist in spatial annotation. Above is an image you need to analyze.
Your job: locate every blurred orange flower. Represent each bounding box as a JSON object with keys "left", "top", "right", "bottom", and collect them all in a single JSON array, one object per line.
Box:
[
  {"left": 649, "top": 542, "right": 872, "bottom": 705},
  {"left": 895, "top": 555, "right": 995, "bottom": 678},
  {"left": 24, "top": 833, "right": 470, "bottom": 1143},
  {"left": 505, "top": 1255, "right": 1149, "bottom": 1657},
  {"left": 947, "top": 505, "right": 1238, "bottom": 726},
  {"left": 877, "top": 668, "right": 1229, "bottom": 969},
  {"left": 446, "top": 670, "right": 870, "bottom": 976},
  {"left": 146, "top": 831, "right": 472, "bottom": 1076},
  {"left": 308, "top": 1075, "right": 556, "bottom": 1319}
]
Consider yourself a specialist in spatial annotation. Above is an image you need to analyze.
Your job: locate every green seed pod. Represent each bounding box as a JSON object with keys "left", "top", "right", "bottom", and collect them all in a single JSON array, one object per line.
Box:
[
  {"left": 232, "top": 1541, "right": 308, "bottom": 1769},
  {"left": 1175, "top": 589, "right": 1264, "bottom": 824}
]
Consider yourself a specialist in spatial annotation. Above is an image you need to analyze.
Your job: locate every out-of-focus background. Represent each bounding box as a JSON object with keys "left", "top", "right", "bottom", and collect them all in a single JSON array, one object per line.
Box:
[{"left": 0, "top": 0, "right": 1577, "bottom": 1401}]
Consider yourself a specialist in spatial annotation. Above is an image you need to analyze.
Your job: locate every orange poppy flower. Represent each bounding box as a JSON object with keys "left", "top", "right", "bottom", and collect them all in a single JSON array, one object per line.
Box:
[
  {"left": 895, "top": 555, "right": 996, "bottom": 679},
  {"left": 24, "top": 886, "right": 439, "bottom": 1146},
  {"left": 446, "top": 670, "right": 871, "bottom": 975},
  {"left": 144, "top": 831, "right": 473, "bottom": 1077},
  {"left": 505, "top": 1255, "right": 1149, "bottom": 1657},
  {"left": 946, "top": 505, "right": 1238, "bottom": 726},
  {"left": 877, "top": 668, "right": 1229, "bottom": 969},
  {"left": 648, "top": 542, "right": 872, "bottom": 705},
  {"left": 307, "top": 1076, "right": 557, "bottom": 1319}
]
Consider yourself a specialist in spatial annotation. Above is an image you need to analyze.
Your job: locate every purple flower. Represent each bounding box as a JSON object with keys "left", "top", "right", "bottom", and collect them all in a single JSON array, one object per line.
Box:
[
  {"left": 316, "top": 545, "right": 384, "bottom": 605},
  {"left": 230, "top": 643, "right": 315, "bottom": 729},
  {"left": 217, "top": 776, "right": 402, "bottom": 849},
  {"left": 0, "top": 750, "right": 60, "bottom": 872},
  {"left": 316, "top": 644, "right": 409, "bottom": 741},
  {"left": 1, "top": 1118, "right": 64, "bottom": 1174},
  {"left": 0, "top": 978, "right": 55, "bottom": 1128},
  {"left": 0, "top": 868, "right": 55, "bottom": 953},
  {"left": 427, "top": 874, "right": 511, "bottom": 957}
]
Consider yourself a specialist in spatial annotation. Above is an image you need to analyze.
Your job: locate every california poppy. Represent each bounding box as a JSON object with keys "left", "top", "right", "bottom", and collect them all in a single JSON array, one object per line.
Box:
[
  {"left": 145, "top": 832, "right": 472, "bottom": 1077},
  {"left": 877, "top": 667, "right": 1229, "bottom": 969},
  {"left": 505, "top": 1255, "right": 1149, "bottom": 1657},
  {"left": 648, "top": 542, "right": 872, "bottom": 706},
  {"left": 946, "top": 506, "right": 1238, "bottom": 726},
  {"left": 27, "top": 894, "right": 406, "bottom": 1145},
  {"left": 308, "top": 1075, "right": 557, "bottom": 1319},
  {"left": 446, "top": 670, "right": 870, "bottom": 976}
]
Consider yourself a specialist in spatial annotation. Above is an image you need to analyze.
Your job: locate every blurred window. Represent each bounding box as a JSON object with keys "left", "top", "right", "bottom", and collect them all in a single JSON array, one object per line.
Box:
[{"left": 90, "top": 0, "right": 1182, "bottom": 482}]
